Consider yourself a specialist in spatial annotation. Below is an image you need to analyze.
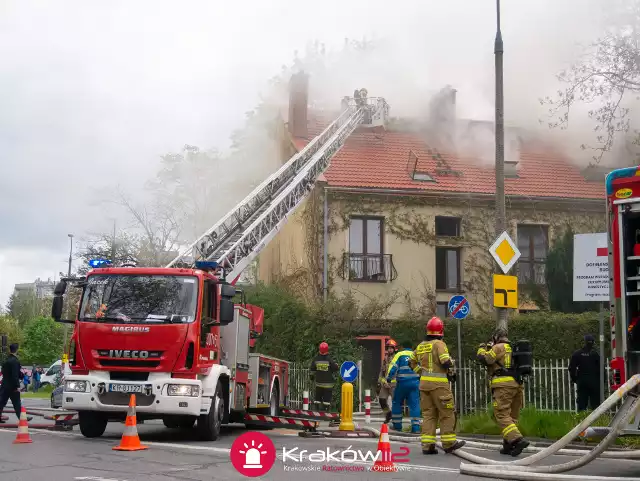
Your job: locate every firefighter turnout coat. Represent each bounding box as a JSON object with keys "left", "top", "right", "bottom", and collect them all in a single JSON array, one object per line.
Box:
[
  {"left": 310, "top": 354, "right": 339, "bottom": 407},
  {"left": 410, "top": 338, "right": 459, "bottom": 449},
  {"left": 477, "top": 342, "right": 524, "bottom": 443}
]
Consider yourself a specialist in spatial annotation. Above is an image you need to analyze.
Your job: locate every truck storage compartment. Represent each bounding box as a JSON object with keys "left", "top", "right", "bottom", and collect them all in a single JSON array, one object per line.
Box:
[{"left": 619, "top": 203, "right": 640, "bottom": 377}]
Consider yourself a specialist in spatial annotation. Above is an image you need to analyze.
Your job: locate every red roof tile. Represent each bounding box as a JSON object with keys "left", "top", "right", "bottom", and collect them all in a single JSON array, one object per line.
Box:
[{"left": 293, "top": 115, "right": 605, "bottom": 200}]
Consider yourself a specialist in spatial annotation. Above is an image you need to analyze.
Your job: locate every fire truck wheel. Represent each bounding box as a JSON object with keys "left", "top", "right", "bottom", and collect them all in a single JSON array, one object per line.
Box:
[
  {"left": 78, "top": 411, "right": 108, "bottom": 438},
  {"left": 197, "top": 383, "right": 223, "bottom": 441}
]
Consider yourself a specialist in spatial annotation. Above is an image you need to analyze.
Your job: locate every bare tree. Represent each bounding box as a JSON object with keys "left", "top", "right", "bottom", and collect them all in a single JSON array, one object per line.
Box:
[{"left": 543, "top": 14, "right": 640, "bottom": 164}]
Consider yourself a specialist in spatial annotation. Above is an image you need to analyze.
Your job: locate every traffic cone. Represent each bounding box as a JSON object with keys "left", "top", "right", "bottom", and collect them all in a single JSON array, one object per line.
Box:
[
  {"left": 372, "top": 423, "right": 397, "bottom": 472},
  {"left": 113, "top": 394, "right": 147, "bottom": 451},
  {"left": 13, "top": 407, "right": 32, "bottom": 444}
]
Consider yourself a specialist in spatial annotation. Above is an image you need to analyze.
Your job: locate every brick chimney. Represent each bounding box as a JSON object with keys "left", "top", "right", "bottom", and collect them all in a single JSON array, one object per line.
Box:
[
  {"left": 288, "top": 71, "right": 309, "bottom": 139},
  {"left": 426, "top": 85, "right": 457, "bottom": 150}
]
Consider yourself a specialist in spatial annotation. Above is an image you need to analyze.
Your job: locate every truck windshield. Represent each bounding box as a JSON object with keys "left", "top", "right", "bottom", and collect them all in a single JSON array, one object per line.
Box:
[{"left": 79, "top": 275, "right": 198, "bottom": 324}]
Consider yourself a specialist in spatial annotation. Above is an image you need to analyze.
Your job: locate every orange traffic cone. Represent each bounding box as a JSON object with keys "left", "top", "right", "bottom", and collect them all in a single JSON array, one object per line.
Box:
[
  {"left": 113, "top": 394, "right": 147, "bottom": 451},
  {"left": 13, "top": 407, "right": 32, "bottom": 444},
  {"left": 372, "top": 423, "right": 397, "bottom": 472}
]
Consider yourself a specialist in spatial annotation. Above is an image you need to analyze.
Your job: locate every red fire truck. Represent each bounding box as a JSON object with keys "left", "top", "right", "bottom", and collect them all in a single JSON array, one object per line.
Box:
[
  {"left": 607, "top": 166, "right": 640, "bottom": 394},
  {"left": 51, "top": 89, "right": 387, "bottom": 440},
  {"left": 51, "top": 262, "right": 293, "bottom": 440}
]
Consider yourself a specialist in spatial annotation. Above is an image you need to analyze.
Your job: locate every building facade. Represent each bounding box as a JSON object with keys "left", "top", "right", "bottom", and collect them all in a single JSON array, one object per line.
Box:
[
  {"left": 13, "top": 277, "right": 56, "bottom": 299},
  {"left": 257, "top": 80, "right": 606, "bottom": 318}
]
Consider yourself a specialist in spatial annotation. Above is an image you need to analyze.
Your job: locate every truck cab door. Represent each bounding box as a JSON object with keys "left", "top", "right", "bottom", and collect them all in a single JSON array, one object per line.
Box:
[{"left": 198, "top": 280, "right": 218, "bottom": 366}]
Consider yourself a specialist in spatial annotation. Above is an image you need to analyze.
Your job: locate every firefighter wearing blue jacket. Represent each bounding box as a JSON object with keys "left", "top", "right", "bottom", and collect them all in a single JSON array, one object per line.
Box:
[{"left": 386, "top": 340, "right": 421, "bottom": 434}]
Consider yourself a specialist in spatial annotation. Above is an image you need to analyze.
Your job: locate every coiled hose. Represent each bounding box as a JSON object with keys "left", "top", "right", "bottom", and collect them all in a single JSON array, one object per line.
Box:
[
  {"left": 457, "top": 395, "right": 640, "bottom": 480},
  {"left": 352, "top": 375, "right": 640, "bottom": 479}
]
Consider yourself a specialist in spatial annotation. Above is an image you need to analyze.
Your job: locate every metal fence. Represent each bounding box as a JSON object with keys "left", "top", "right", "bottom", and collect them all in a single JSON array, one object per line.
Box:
[
  {"left": 288, "top": 358, "right": 612, "bottom": 414},
  {"left": 289, "top": 361, "right": 363, "bottom": 410},
  {"left": 456, "top": 358, "right": 613, "bottom": 414}
]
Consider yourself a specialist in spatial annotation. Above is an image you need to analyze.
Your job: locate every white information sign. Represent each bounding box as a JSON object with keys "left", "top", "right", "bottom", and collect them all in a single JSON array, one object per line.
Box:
[{"left": 573, "top": 233, "right": 610, "bottom": 302}]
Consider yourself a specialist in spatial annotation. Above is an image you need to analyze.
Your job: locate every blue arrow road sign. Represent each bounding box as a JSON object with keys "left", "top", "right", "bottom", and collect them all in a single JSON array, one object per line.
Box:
[
  {"left": 448, "top": 295, "right": 470, "bottom": 320},
  {"left": 340, "top": 361, "right": 358, "bottom": 382}
]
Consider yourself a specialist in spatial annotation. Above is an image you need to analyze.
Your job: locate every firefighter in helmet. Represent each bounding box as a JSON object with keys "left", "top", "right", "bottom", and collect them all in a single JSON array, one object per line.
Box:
[
  {"left": 309, "top": 342, "right": 339, "bottom": 410},
  {"left": 386, "top": 340, "right": 421, "bottom": 433},
  {"left": 378, "top": 338, "right": 398, "bottom": 423},
  {"left": 410, "top": 317, "right": 465, "bottom": 454},
  {"left": 477, "top": 327, "right": 529, "bottom": 456}
]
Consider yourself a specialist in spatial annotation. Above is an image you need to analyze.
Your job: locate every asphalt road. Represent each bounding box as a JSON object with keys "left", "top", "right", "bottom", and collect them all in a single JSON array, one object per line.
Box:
[{"left": 0, "top": 399, "right": 638, "bottom": 480}]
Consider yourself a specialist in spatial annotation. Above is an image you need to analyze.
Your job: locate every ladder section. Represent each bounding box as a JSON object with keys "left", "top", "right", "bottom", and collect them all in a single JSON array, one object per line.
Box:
[
  {"left": 213, "top": 97, "right": 388, "bottom": 281},
  {"left": 167, "top": 103, "right": 360, "bottom": 269}
]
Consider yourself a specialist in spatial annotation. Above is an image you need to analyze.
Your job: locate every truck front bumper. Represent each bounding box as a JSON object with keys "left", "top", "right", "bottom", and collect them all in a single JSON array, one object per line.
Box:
[{"left": 62, "top": 372, "right": 208, "bottom": 417}]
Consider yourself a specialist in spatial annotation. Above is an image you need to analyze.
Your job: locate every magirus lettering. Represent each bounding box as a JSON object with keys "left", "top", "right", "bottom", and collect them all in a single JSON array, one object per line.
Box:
[
  {"left": 112, "top": 326, "right": 150, "bottom": 333},
  {"left": 108, "top": 350, "right": 150, "bottom": 359}
]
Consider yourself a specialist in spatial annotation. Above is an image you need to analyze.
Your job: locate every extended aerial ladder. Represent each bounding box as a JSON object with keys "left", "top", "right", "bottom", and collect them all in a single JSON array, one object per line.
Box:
[{"left": 166, "top": 93, "right": 389, "bottom": 282}]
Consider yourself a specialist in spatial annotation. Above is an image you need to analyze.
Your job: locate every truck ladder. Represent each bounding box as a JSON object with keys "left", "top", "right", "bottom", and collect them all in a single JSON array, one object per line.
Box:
[{"left": 166, "top": 96, "right": 388, "bottom": 281}]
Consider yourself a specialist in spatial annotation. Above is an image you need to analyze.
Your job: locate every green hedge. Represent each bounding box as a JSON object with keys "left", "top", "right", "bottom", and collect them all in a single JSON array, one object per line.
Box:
[
  {"left": 245, "top": 283, "right": 610, "bottom": 365},
  {"left": 391, "top": 311, "right": 610, "bottom": 361}
]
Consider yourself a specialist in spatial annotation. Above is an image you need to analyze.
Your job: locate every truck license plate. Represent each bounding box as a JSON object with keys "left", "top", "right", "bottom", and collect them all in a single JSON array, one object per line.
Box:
[{"left": 108, "top": 383, "right": 144, "bottom": 393}]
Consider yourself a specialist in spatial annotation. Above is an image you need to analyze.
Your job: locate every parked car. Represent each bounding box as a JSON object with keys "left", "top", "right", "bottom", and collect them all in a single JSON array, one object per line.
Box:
[
  {"left": 51, "top": 385, "right": 63, "bottom": 409},
  {"left": 40, "top": 360, "right": 71, "bottom": 386}
]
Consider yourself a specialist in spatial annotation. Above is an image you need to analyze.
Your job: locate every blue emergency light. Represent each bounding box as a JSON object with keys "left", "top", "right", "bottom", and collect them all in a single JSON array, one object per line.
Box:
[
  {"left": 89, "top": 259, "right": 112, "bottom": 268},
  {"left": 195, "top": 261, "right": 218, "bottom": 271}
]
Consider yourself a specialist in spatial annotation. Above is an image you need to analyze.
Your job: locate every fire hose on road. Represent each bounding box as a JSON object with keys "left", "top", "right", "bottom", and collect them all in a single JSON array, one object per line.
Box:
[{"left": 352, "top": 375, "right": 640, "bottom": 480}]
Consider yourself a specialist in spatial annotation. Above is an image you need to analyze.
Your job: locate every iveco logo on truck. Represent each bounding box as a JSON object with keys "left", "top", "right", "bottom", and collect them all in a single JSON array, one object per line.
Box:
[
  {"left": 108, "top": 350, "right": 150, "bottom": 359},
  {"left": 112, "top": 326, "right": 150, "bottom": 333}
]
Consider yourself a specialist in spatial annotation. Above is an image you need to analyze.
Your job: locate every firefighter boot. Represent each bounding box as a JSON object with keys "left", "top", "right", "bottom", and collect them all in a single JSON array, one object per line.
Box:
[
  {"left": 509, "top": 438, "right": 530, "bottom": 457},
  {"left": 422, "top": 446, "right": 438, "bottom": 455},
  {"left": 500, "top": 439, "right": 512, "bottom": 455},
  {"left": 444, "top": 440, "right": 466, "bottom": 453}
]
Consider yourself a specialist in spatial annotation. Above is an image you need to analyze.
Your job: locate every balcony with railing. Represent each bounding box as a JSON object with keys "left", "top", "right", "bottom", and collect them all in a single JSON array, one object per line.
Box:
[{"left": 340, "top": 253, "right": 398, "bottom": 282}]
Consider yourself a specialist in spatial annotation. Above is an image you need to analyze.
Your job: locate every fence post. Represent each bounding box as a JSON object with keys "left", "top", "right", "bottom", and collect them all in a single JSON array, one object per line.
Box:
[
  {"left": 357, "top": 359, "right": 363, "bottom": 413},
  {"left": 364, "top": 389, "right": 371, "bottom": 423},
  {"left": 303, "top": 391, "right": 309, "bottom": 411}
]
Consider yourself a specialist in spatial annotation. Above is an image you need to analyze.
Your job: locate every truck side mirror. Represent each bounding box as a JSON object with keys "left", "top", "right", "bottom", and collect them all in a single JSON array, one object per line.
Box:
[
  {"left": 51, "top": 280, "right": 75, "bottom": 324},
  {"left": 221, "top": 284, "right": 236, "bottom": 298},
  {"left": 219, "top": 299, "right": 235, "bottom": 325},
  {"left": 54, "top": 280, "right": 67, "bottom": 296}
]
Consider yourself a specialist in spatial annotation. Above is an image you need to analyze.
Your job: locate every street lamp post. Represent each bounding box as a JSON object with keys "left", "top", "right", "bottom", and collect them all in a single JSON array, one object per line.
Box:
[
  {"left": 67, "top": 234, "right": 74, "bottom": 277},
  {"left": 494, "top": 0, "right": 507, "bottom": 331}
]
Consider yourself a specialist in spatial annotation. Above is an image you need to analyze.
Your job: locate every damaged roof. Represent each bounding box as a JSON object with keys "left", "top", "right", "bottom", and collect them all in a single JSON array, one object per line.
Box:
[{"left": 292, "top": 114, "right": 606, "bottom": 201}]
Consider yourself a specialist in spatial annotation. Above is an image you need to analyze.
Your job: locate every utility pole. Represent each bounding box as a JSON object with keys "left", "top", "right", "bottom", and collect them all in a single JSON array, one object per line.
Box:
[
  {"left": 111, "top": 220, "right": 117, "bottom": 262},
  {"left": 64, "top": 233, "right": 74, "bottom": 346},
  {"left": 494, "top": 0, "right": 507, "bottom": 331}
]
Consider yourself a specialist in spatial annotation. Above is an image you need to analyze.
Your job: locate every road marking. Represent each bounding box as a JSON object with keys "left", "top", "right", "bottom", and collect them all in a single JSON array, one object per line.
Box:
[
  {"left": 142, "top": 440, "right": 232, "bottom": 454},
  {"left": 75, "top": 477, "right": 129, "bottom": 481},
  {"left": 141, "top": 440, "right": 459, "bottom": 473}
]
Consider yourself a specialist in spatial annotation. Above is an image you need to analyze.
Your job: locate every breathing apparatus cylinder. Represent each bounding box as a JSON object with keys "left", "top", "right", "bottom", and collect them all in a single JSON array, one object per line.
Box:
[{"left": 513, "top": 339, "right": 533, "bottom": 377}]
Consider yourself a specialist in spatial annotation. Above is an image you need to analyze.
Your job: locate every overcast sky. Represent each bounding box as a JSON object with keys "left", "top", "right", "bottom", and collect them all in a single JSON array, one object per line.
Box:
[{"left": 0, "top": 0, "right": 615, "bottom": 306}]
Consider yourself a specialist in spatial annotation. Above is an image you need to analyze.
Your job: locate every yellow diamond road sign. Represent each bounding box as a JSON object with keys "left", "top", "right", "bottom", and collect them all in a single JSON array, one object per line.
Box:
[{"left": 489, "top": 231, "right": 521, "bottom": 274}]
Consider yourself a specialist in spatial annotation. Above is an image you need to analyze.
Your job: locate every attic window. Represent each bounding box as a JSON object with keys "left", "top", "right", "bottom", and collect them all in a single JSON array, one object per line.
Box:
[
  {"left": 413, "top": 171, "right": 434, "bottom": 182},
  {"left": 505, "top": 160, "right": 519, "bottom": 178},
  {"left": 407, "top": 149, "right": 436, "bottom": 182}
]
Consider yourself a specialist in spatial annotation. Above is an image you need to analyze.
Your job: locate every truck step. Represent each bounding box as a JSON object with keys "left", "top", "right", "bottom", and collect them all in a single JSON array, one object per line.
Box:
[
  {"left": 279, "top": 408, "right": 340, "bottom": 420},
  {"left": 243, "top": 413, "right": 319, "bottom": 431}
]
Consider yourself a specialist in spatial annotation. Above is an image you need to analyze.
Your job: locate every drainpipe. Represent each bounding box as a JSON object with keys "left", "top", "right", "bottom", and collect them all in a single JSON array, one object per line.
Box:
[{"left": 323, "top": 186, "right": 329, "bottom": 302}]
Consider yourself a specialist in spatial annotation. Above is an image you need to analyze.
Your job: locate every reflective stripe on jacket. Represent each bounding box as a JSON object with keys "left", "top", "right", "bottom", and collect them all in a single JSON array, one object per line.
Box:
[
  {"left": 477, "top": 342, "right": 518, "bottom": 387},
  {"left": 410, "top": 339, "right": 453, "bottom": 390},
  {"left": 386, "top": 350, "right": 420, "bottom": 384}
]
